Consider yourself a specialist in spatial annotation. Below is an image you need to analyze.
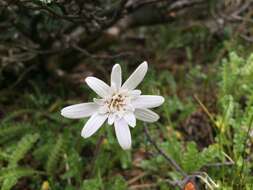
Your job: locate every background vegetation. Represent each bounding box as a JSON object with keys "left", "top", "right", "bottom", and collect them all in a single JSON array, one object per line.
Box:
[{"left": 1, "top": 0, "right": 253, "bottom": 189}]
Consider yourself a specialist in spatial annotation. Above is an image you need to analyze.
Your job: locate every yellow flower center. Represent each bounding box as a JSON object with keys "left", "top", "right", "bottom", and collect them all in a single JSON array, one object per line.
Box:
[{"left": 107, "top": 93, "right": 127, "bottom": 112}]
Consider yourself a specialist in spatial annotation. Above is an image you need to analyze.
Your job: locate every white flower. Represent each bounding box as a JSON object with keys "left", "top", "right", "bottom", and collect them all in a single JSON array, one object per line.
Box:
[{"left": 61, "top": 61, "right": 164, "bottom": 150}]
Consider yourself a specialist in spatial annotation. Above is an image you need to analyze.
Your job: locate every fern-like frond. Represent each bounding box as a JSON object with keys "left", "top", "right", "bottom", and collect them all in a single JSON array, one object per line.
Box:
[
  {"left": 182, "top": 142, "right": 200, "bottom": 172},
  {"left": 0, "top": 123, "right": 32, "bottom": 144},
  {"left": 1, "top": 177, "right": 18, "bottom": 190},
  {"left": 220, "top": 52, "right": 244, "bottom": 96},
  {"left": 46, "top": 134, "right": 66, "bottom": 176},
  {"left": 9, "top": 133, "right": 40, "bottom": 167},
  {"left": 0, "top": 149, "right": 10, "bottom": 161},
  {"left": 1, "top": 109, "right": 34, "bottom": 123},
  {"left": 241, "top": 54, "right": 253, "bottom": 76},
  {"left": 0, "top": 167, "right": 40, "bottom": 181}
]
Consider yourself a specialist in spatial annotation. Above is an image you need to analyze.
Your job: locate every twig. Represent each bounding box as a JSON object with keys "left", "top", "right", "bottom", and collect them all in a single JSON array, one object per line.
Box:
[
  {"left": 143, "top": 123, "right": 187, "bottom": 177},
  {"left": 168, "top": 0, "right": 204, "bottom": 12},
  {"left": 127, "top": 172, "right": 147, "bottom": 185},
  {"left": 240, "top": 34, "right": 253, "bottom": 43},
  {"left": 126, "top": 0, "right": 168, "bottom": 11},
  {"left": 94, "top": 135, "right": 105, "bottom": 157},
  {"left": 129, "top": 183, "right": 157, "bottom": 190},
  {"left": 63, "top": 153, "right": 72, "bottom": 185},
  {"left": 193, "top": 94, "right": 217, "bottom": 126},
  {"left": 232, "top": 1, "right": 253, "bottom": 15},
  {"left": 8, "top": 63, "right": 37, "bottom": 89},
  {"left": 102, "top": 0, "right": 129, "bottom": 28},
  {"left": 89, "top": 135, "right": 105, "bottom": 177},
  {"left": 71, "top": 43, "right": 134, "bottom": 60}
]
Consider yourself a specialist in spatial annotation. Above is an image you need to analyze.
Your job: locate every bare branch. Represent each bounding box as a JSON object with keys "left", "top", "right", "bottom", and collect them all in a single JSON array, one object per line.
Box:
[{"left": 143, "top": 123, "right": 187, "bottom": 177}]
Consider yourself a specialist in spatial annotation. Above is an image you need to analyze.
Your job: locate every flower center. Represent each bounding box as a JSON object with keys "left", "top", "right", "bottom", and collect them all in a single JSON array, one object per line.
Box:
[{"left": 107, "top": 92, "right": 127, "bottom": 113}]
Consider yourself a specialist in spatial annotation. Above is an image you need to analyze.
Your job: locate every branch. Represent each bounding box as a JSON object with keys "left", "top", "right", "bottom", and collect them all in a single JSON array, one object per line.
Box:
[{"left": 143, "top": 123, "right": 187, "bottom": 177}]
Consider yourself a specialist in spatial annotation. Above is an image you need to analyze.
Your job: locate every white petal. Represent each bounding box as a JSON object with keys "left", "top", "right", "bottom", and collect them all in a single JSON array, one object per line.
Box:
[
  {"left": 98, "top": 105, "right": 108, "bottom": 114},
  {"left": 122, "top": 61, "right": 148, "bottom": 90},
  {"left": 132, "top": 95, "right": 164, "bottom": 108},
  {"left": 93, "top": 98, "right": 106, "bottom": 106},
  {"left": 125, "top": 104, "right": 135, "bottom": 112},
  {"left": 85, "top": 77, "right": 110, "bottom": 98},
  {"left": 114, "top": 119, "right": 131, "bottom": 150},
  {"left": 129, "top": 90, "right": 141, "bottom": 98},
  {"left": 134, "top": 108, "right": 160, "bottom": 122},
  {"left": 61, "top": 103, "right": 99, "bottom": 119},
  {"left": 111, "top": 64, "right": 122, "bottom": 89},
  {"left": 81, "top": 113, "right": 107, "bottom": 138},
  {"left": 124, "top": 112, "right": 136, "bottom": 127},
  {"left": 108, "top": 114, "right": 115, "bottom": 125}
]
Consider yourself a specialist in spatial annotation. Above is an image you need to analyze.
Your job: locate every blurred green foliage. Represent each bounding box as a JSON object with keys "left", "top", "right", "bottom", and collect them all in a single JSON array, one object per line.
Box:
[
  {"left": 1, "top": 50, "right": 253, "bottom": 189},
  {"left": 1, "top": 12, "right": 253, "bottom": 189}
]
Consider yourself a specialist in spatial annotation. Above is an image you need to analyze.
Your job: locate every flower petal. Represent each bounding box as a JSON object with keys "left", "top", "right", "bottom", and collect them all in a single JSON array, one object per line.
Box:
[
  {"left": 93, "top": 98, "right": 105, "bottom": 105},
  {"left": 122, "top": 61, "right": 148, "bottom": 90},
  {"left": 129, "top": 90, "right": 141, "bottom": 98},
  {"left": 85, "top": 77, "right": 110, "bottom": 98},
  {"left": 124, "top": 112, "right": 136, "bottom": 127},
  {"left": 114, "top": 119, "right": 132, "bottom": 150},
  {"left": 134, "top": 108, "right": 159, "bottom": 122},
  {"left": 81, "top": 113, "right": 107, "bottom": 138},
  {"left": 98, "top": 105, "right": 108, "bottom": 114},
  {"left": 108, "top": 114, "right": 115, "bottom": 125},
  {"left": 111, "top": 64, "right": 122, "bottom": 89},
  {"left": 132, "top": 95, "right": 164, "bottom": 108},
  {"left": 61, "top": 103, "right": 99, "bottom": 119}
]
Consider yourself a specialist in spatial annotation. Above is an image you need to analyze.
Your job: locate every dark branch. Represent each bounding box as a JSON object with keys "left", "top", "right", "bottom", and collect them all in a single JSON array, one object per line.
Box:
[{"left": 143, "top": 123, "right": 187, "bottom": 177}]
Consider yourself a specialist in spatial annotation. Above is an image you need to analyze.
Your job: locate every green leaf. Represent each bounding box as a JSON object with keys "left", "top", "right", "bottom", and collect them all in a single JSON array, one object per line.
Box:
[
  {"left": 105, "top": 176, "right": 127, "bottom": 190},
  {"left": 46, "top": 134, "right": 66, "bottom": 176},
  {"left": 1, "top": 177, "right": 18, "bottom": 190},
  {"left": 81, "top": 177, "right": 103, "bottom": 190},
  {"left": 0, "top": 167, "right": 39, "bottom": 181},
  {"left": 182, "top": 142, "right": 200, "bottom": 172},
  {"left": 9, "top": 133, "right": 40, "bottom": 167}
]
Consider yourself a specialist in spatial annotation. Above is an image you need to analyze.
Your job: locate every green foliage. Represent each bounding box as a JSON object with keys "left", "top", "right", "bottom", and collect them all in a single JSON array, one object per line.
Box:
[
  {"left": 1, "top": 177, "right": 18, "bottom": 190},
  {"left": 0, "top": 167, "right": 39, "bottom": 190},
  {"left": 46, "top": 134, "right": 66, "bottom": 176},
  {"left": 81, "top": 175, "right": 127, "bottom": 190},
  {"left": 182, "top": 143, "right": 223, "bottom": 172},
  {"left": 215, "top": 51, "right": 253, "bottom": 188},
  {"left": 0, "top": 126, "right": 41, "bottom": 189},
  {"left": 1, "top": 45, "right": 253, "bottom": 189},
  {"left": 60, "top": 149, "right": 82, "bottom": 184},
  {"left": 141, "top": 139, "right": 223, "bottom": 174},
  {"left": 105, "top": 176, "right": 127, "bottom": 190},
  {"left": 139, "top": 51, "right": 253, "bottom": 189},
  {"left": 0, "top": 167, "right": 37, "bottom": 181},
  {"left": 0, "top": 123, "right": 32, "bottom": 144},
  {"left": 81, "top": 177, "right": 103, "bottom": 190},
  {"left": 220, "top": 51, "right": 253, "bottom": 98},
  {"left": 9, "top": 133, "right": 40, "bottom": 167},
  {"left": 182, "top": 142, "right": 203, "bottom": 172}
]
